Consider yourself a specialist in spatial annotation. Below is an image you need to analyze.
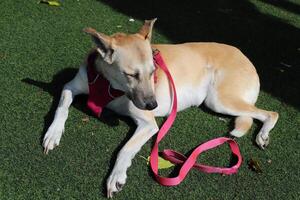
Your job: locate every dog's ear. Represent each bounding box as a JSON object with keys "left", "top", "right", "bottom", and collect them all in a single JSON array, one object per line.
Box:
[
  {"left": 138, "top": 18, "right": 157, "bottom": 41},
  {"left": 83, "top": 27, "right": 115, "bottom": 64}
]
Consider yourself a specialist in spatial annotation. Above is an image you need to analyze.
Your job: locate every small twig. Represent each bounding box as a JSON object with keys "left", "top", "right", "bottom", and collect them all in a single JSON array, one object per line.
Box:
[
  {"left": 280, "top": 62, "right": 292, "bottom": 68},
  {"left": 138, "top": 155, "right": 148, "bottom": 161}
]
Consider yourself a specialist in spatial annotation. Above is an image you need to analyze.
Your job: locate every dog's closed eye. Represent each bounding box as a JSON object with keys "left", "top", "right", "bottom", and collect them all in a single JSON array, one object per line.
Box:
[{"left": 124, "top": 72, "right": 139, "bottom": 79}]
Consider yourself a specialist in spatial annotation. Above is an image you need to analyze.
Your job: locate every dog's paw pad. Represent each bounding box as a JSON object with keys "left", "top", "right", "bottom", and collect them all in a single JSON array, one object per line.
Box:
[{"left": 116, "top": 182, "right": 124, "bottom": 191}]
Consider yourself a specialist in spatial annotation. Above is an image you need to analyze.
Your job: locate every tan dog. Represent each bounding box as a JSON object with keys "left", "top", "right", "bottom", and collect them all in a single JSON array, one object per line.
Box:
[{"left": 42, "top": 19, "right": 278, "bottom": 198}]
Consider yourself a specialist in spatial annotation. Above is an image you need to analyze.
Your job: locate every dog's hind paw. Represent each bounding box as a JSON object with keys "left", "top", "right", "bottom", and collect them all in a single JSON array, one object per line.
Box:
[
  {"left": 256, "top": 132, "right": 269, "bottom": 149},
  {"left": 106, "top": 170, "right": 127, "bottom": 198},
  {"left": 42, "top": 123, "right": 64, "bottom": 154}
]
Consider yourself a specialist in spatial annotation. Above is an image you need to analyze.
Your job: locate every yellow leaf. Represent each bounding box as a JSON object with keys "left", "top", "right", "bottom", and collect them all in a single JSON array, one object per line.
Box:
[
  {"left": 48, "top": 1, "right": 60, "bottom": 6},
  {"left": 40, "top": 1, "right": 60, "bottom": 6},
  {"left": 146, "top": 156, "right": 174, "bottom": 169}
]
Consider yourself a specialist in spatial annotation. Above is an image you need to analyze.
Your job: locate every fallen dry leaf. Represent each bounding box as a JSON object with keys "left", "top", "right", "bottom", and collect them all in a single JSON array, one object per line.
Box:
[
  {"left": 139, "top": 155, "right": 174, "bottom": 169},
  {"left": 248, "top": 158, "right": 262, "bottom": 173},
  {"left": 0, "top": 52, "right": 7, "bottom": 60},
  {"left": 81, "top": 116, "right": 89, "bottom": 122},
  {"left": 146, "top": 156, "right": 174, "bottom": 169}
]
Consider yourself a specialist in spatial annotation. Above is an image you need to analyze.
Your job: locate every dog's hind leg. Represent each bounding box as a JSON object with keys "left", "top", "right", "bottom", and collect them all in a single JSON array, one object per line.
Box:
[
  {"left": 105, "top": 97, "right": 158, "bottom": 198},
  {"left": 206, "top": 96, "right": 278, "bottom": 149},
  {"left": 43, "top": 66, "right": 88, "bottom": 154},
  {"left": 205, "top": 65, "right": 278, "bottom": 148}
]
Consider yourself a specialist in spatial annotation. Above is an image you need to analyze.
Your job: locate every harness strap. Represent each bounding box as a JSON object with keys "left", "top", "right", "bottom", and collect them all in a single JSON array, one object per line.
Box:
[
  {"left": 150, "top": 50, "right": 242, "bottom": 186},
  {"left": 86, "top": 50, "right": 124, "bottom": 117}
]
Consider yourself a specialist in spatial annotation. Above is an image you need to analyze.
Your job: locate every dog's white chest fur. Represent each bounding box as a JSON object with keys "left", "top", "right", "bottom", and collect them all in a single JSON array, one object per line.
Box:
[{"left": 153, "top": 71, "right": 211, "bottom": 116}]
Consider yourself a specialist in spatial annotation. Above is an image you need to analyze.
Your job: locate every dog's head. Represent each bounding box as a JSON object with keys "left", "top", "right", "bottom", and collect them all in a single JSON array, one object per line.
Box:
[{"left": 84, "top": 19, "right": 158, "bottom": 111}]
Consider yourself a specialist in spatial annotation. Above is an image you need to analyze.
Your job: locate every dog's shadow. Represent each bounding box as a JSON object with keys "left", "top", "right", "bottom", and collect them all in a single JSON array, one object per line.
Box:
[
  {"left": 22, "top": 68, "right": 132, "bottom": 140},
  {"left": 21, "top": 67, "right": 137, "bottom": 196}
]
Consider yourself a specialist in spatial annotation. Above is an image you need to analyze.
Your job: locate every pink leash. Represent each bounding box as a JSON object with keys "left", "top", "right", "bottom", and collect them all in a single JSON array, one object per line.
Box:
[{"left": 150, "top": 50, "right": 242, "bottom": 186}]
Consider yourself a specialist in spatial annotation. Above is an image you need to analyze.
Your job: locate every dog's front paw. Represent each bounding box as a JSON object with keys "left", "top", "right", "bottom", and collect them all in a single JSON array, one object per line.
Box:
[
  {"left": 107, "top": 169, "right": 127, "bottom": 198},
  {"left": 256, "top": 132, "right": 269, "bottom": 149},
  {"left": 43, "top": 123, "right": 64, "bottom": 154}
]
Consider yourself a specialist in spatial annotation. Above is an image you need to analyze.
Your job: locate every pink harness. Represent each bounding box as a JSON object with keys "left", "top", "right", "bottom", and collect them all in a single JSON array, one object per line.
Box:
[
  {"left": 87, "top": 50, "right": 242, "bottom": 186},
  {"left": 86, "top": 50, "right": 124, "bottom": 117}
]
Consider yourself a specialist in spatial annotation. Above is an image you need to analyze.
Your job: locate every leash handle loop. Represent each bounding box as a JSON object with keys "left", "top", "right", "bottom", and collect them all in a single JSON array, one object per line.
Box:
[{"left": 150, "top": 50, "right": 242, "bottom": 186}]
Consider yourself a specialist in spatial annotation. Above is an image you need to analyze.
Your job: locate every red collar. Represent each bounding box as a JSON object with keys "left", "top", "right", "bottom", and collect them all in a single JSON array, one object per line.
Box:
[{"left": 86, "top": 50, "right": 158, "bottom": 117}]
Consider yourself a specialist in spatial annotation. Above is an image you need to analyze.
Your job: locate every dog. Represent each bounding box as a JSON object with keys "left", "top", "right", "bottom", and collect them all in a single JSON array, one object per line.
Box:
[{"left": 42, "top": 19, "right": 279, "bottom": 198}]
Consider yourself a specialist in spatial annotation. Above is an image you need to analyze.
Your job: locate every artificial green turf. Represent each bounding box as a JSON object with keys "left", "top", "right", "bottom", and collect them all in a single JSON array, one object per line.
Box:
[{"left": 0, "top": 0, "right": 299, "bottom": 199}]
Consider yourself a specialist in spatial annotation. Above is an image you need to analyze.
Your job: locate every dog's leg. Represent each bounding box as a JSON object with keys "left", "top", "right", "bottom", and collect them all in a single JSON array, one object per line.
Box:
[
  {"left": 43, "top": 66, "right": 88, "bottom": 154},
  {"left": 206, "top": 98, "right": 278, "bottom": 149},
  {"left": 106, "top": 98, "right": 158, "bottom": 198},
  {"left": 204, "top": 66, "right": 278, "bottom": 148}
]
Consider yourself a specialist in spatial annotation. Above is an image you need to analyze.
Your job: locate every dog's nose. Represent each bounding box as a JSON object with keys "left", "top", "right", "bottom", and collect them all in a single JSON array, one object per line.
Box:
[{"left": 145, "top": 100, "right": 158, "bottom": 110}]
